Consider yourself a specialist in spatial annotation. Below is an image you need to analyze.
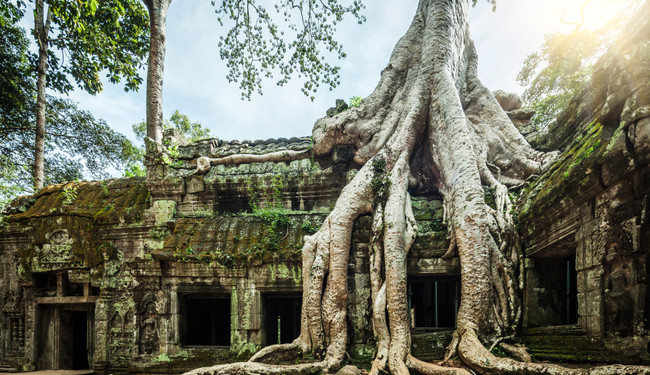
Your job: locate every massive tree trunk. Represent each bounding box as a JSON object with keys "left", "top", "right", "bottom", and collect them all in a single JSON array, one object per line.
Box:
[
  {"left": 186, "top": 1, "right": 650, "bottom": 374},
  {"left": 143, "top": 0, "right": 171, "bottom": 147},
  {"left": 33, "top": 0, "right": 51, "bottom": 190}
]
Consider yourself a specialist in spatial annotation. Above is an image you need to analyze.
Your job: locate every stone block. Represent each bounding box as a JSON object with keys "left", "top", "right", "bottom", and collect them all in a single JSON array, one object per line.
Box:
[
  {"left": 586, "top": 315, "right": 603, "bottom": 336},
  {"left": 585, "top": 267, "right": 604, "bottom": 292},
  {"left": 586, "top": 289, "right": 604, "bottom": 319},
  {"left": 152, "top": 200, "right": 177, "bottom": 226},
  {"left": 186, "top": 175, "right": 205, "bottom": 193},
  {"left": 577, "top": 271, "right": 587, "bottom": 292},
  {"left": 595, "top": 180, "right": 634, "bottom": 213},
  {"left": 577, "top": 292, "right": 587, "bottom": 318},
  {"left": 248, "top": 313, "right": 261, "bottom": 330},
  {"left": 634, "top": 117, "right": 650, "bottom": 166}
]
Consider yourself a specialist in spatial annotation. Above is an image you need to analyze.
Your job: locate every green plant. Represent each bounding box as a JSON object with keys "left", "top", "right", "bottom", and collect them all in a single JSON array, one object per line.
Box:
[
  {"left": 101, "top": 182, "right": 109, "bottom": 196},
  {"left": 151, "top": 352, "right": 171, "bottom": 363},
  {"left": 162, "top": 139, "right": 183, "bottom": 167},
  {"left": 61, "top": 185, "right": 78, "bottom": 205},
  {"left": 246, "top": 177, "right": 261, "bottom": 211},
  {"left": 349, "top": 96, "right": 363, "bottom": 107},
  {"left": 301, "top": 220, "right": 317, "bottom": 235},
  {"left": 370, "top": 157, "right": 391, "bottom": 205},
  {"left": 270, "top": 174, "right": 285, "bottom": 208}
]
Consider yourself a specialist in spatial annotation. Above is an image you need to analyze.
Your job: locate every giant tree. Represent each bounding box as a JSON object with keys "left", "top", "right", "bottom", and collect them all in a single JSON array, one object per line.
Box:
[
  {"left": 182, "top": 0, "right": 650, "bottom": 374},
  {"left": 31, "top": 0, "right": 149, "bottom": 189}
]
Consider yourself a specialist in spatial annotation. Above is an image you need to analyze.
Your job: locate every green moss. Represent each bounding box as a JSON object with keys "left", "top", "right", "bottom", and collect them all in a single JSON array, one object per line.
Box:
[{"left": 519, "top": 121, "right": 607, "bottom": 223}]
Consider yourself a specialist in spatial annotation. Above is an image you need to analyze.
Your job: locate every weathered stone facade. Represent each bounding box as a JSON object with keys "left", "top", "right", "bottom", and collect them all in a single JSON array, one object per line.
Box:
[
  {"left": 0, "top": 133, "right": 456, "bottom": 373},
  {"left": 518, "top": 11, "right": 650, "bottom": 364},
  {"left": 0, "top": 10, "right": 648, "bottom": 372}
]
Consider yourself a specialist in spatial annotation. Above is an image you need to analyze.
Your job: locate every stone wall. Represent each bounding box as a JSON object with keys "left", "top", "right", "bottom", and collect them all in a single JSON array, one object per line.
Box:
[
  {"left": 0, "top": 133, "right": 455, "bottom": 372},
  {"left": 518, "top": 6, "right": 650, "bottom": 363}
]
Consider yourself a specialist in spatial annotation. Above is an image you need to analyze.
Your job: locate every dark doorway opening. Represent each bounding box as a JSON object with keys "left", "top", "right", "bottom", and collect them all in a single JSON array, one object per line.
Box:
[
  {"left": 535, "top": 254, "right": 578, "bottom": 325},
  {"left": 408, "top": 276, "right": 459, "bottom": 331},
  {"left": 39, "top": 306, "right": 92, "bottom": 370},
  {"left": 263, "top": 294, "right": 301, "bottom": 345},
  {"left": 563, "top": 256, "right": 578, "bottom": 325},
  {"left": 183, "top": 296, "right": 231, "bottom": 346},
  {"left": 71, "top": 310, "right": 89, "bottom": 369}
]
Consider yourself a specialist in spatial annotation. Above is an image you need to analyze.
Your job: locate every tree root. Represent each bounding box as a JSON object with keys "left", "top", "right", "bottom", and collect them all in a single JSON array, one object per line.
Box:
[
  {"left": 249, "top": 342, "right": 303, "bottom": 364},
  {"left": 195, "top": 149, "right": 309, "bottom": 173},
  {"left": 183, "top": 361, "right": 325, "bottom": 375},
  {"left": 499, "top": 342, "right": 532, "bottom": 363},
  {"left": 406, "top": 355, "right": 472, "bottom": 375},
  {"left": 457, "top": 328, "right": 650, "bottom": 374}
]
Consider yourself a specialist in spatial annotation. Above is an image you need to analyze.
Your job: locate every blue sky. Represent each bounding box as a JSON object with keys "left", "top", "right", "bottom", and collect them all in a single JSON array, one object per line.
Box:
[{"left": 61, "top": 0, "right": 602, "bottom": 143}]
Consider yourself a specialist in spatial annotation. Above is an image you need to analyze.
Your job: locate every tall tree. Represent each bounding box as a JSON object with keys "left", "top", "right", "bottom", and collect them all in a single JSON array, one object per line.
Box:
[
  {"left": 31, "top": 0, "right": 149, "bottom": 189},
  {"left": 141, "top": 0, "right": 364, "bottom": 151},
  {"left": 182, "top": 1, "right": 650, "bottom": 374},
  {"left": 0, "top": 96, "right": 142, "bottom": 202}
]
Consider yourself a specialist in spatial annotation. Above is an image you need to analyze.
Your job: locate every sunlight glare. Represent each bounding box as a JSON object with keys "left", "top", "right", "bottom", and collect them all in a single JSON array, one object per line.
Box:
[{"left": 554, "top": 0, "right": 633, "bottom": 32}]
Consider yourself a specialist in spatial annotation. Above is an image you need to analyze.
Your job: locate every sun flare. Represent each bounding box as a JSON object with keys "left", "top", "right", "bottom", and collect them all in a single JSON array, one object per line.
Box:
[{"left": 554, "top": 0, "right": 636, "bottom": 32}]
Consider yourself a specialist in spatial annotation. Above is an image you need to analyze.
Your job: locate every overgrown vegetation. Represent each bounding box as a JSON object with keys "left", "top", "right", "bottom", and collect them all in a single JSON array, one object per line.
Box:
[{"left": 517, "top": 0, "right": 639, "bottom": 131}]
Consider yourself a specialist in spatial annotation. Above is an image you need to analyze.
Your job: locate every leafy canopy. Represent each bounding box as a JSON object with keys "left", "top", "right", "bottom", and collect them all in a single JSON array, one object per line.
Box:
[
  {"left": 516, "top": 0, "right": 638, "bottom": 131},
  {"left": 38, "top": 0, "right": 150, "bottom": 94},
  {"left": 0, "top": 2, "right": 33, "bottom": 127},
  {"left": 213, "top": 0, "right": 366, "bottom": 100},
  {"left": 0, "top": 96, "right": 142, "bottom": 203}
]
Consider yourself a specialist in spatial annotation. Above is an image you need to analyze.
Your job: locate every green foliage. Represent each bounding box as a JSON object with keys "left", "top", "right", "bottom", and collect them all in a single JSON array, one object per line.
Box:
[
  {"left": 123, "top": 162, "right": 145, "bottom": 177},
  {"left": 472, "top": 0, "right": 497, "bottom": 11},
  {"left": 212, "top": 0, "right": 366, "bottom": 100},
  {"left": 300, "top": 220, "right": 318, "bottom": 235},
  {"left": 246, "top": 177, "right": 261, "bottom": 211},
  {"left": 251, "top": 207, "right": 294, "bottom": 251},
  {"left": 0, "top": 1, "right": 146, "bottom": 201},
  {"left": 37, "top": 0, "right": 149, "bottom": 95},
  {"left": 128, "top": 110, "right": 210, "bottom": 174},
  {"left": 151, "top": 352, "right": 171, "bottom": 363},
  {"left": 1, "top": 96, "right": 142, "bottom": 201},
  {"left": 517, "top": 1, "right": 636, "bottom": 131},
  {"left": 61, "top": 184, "right": 78, "bottom": 205},
  {"left": 517, "top": 31, "right": 598, "bottom": 131},
  {"left": 132, "top": 110, "right": 211, "bottom": 143},
  {"left": 349, "top": 96, "right": 363, "bottom": 107},
  {"left": 0, "top": 2, "right": 33, "bottom": 128}
]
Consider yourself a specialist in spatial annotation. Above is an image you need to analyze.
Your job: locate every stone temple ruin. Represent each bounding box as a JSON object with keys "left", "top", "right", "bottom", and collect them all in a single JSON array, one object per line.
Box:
[{"left": 0, "top": 21, "right": 649, "bottom": 374}]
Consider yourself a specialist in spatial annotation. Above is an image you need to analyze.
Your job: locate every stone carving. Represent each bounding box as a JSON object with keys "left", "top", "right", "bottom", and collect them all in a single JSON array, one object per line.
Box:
[
  {"left": 603, "top": 231, "right": 635, "bottom": 337},
  {"left": 139, "top": 301, "right": 159, "bottom": 355},
  {"left": 35, "top": 229, "right": 81, "bottom": 270}
]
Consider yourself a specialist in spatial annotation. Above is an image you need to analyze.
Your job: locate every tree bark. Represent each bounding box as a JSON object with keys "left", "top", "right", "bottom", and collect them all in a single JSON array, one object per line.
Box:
[
  {"left": 33, "top": 0, "right": 51, "bottom": 190},
  {"left": 144, "top": 0, "right": 171, "bottom": 146},
  {"left": 183, "top": 1, "right": 650, "bottom": 373}
]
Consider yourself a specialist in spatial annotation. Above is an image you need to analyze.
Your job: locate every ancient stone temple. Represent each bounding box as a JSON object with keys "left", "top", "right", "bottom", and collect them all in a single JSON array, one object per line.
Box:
[{"left": 0, "top": 18, "right": 649, "bottom": 374}]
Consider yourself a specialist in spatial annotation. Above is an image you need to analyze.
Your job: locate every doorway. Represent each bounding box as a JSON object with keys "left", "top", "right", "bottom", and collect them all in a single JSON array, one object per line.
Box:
[{"left": 38, "top": 305, "right": 93, "bottom": 370}]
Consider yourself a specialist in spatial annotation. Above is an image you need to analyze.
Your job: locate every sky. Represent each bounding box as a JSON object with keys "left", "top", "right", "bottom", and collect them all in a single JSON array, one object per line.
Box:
[{"left": 59, "top": 0, "right": 614, "bottom": 144}]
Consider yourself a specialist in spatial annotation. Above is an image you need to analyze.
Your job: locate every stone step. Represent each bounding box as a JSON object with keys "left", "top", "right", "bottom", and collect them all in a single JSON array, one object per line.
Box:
[{"left": 522, "top": 325, "right": 609, "bottom": 363}]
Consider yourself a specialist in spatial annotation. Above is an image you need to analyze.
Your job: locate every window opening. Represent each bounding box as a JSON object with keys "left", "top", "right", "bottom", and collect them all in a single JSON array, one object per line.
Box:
[
  {"left": 183, "top": 296, "right": 231, "bottom": 346},
  {"left": 408, "top": 276, "right": 459, "bottom": 331},
  {"left": 263, "top": 294, "right": 301, "bottom": 345}
]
